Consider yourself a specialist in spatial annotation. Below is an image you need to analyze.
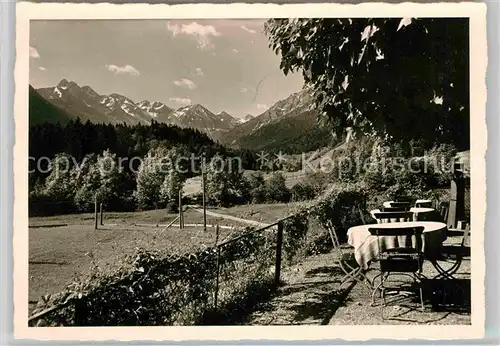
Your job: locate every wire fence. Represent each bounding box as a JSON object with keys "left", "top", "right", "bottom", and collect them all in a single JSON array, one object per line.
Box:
[{"left": 28, "top": 208, "right": 313, "bottom": 326}]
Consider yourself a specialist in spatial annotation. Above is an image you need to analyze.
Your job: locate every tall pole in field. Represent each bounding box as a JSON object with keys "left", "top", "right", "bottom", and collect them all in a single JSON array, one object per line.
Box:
[
  {"left": 94, "top": 194, "right": 98, "bottom": 230},
  {"left": 178, "top": 188, "right": 184, "bottom": 229},
  {"left": 99, "top": 203, "right": 103, "bottom": 226},
  {"left": 202, "top": 153, "right": 207, "bottom": 232}
]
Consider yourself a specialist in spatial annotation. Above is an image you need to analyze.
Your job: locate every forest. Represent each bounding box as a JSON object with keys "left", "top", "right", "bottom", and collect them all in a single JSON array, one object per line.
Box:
[{"left": 29, "top": 119, "right": 259, "bottom": 215}]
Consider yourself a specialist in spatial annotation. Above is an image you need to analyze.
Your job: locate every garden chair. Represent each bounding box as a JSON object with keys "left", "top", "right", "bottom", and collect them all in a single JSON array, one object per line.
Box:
[
  {"left": 438, "top": 202, "right": 449, "bottom": 223},
  {"left": 373, "top": 211, "right": 413, "bottom": 224},
  {"left": 382, "top": 206, "right": 408, "bottom": 212},
  {"left": 434, "top": 224, "right": 470, "bottom": 280},
  {"left": 394, "top": 196, "right": 413, "bottom": 203},
  {"left": 356, "top": 203, "right": 376, "bottom": 225},
  {"left": 368, "top": 226, "right": 426, "bottom": 311},
  {"left": 324, "top": 220, "right": 372, "bottom": 290},
  {"left": 388, "top": 201, "right": 411, "bottom": 210}
]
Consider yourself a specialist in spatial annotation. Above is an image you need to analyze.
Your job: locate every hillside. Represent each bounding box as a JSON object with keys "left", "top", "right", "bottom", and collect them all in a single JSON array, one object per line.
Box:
[
  {"left": 29, "top": 85, "right": 73, "bottom": 126},
  {"left": 234, "top": 110, "right": 333, "bottom": 153},
  {"left": 220, "top": 88, "right": 333, "bottom": 153}
]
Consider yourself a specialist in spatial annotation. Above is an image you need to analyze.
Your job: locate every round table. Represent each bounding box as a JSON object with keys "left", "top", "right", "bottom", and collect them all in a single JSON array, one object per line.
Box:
[
  {"left": 371, "top": 207, "right": 438, "bottom": 222},
  {"left": 347, "top": 221, "right": 448, "bottom": 270},
  {"left": 410, "top": 207, "right": 437, "bottom": 221}
]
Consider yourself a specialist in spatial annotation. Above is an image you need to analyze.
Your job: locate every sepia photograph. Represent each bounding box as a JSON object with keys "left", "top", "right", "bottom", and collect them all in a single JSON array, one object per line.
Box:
[{"left": 14, "top": 2, "right": 487, "bottom": 341}]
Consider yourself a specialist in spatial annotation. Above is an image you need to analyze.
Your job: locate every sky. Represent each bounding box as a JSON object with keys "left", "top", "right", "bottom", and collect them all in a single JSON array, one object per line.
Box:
[{"left": 29, "top": 19, "right": 305, "bottom": 119}]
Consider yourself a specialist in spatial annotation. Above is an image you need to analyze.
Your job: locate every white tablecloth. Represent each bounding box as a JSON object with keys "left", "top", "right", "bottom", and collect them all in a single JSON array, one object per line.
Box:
[
  {"left": 415, "top": 199, "right": 433, "bottom": 208},
  {"left": 347, "top": 221, "right": 447, "bottom": 269},
  {"left": 383, "top": 199, "right": 434, "bottom": 208}
]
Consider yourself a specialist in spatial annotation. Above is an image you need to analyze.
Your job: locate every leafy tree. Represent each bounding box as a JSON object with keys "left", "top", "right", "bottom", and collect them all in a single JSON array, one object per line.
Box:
[
  {"left": 134, "top": 146, "right": 171, "bottom": 210},
  {"left": 159, "top": 169, "right": 184, "bottom": 207},
  {"left": 39, "top": 153, "right": 77, "bottom": 202},
  {"left": 135, "top": 146, "right": 188, "bottom": 210},
  {"left": 205, "top": 157, "right": 248, "bottom": 207},
  {"left": 265, "top": 18, "right": 469, "bottom": 150},
  {"left": 248, "top": 171, "right": 267, "bottom": 203},
  {"left": 291, "top": 182, "right": 316, "bottom": 201},
  {"left": 74, "top": 150, "right": 127, "bottom": 211}
]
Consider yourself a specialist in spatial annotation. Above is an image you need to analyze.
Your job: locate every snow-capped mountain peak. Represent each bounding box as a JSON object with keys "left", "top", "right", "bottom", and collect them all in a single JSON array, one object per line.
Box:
[{"left": 37, "top": 79, "right": 243, "bottom": 136}]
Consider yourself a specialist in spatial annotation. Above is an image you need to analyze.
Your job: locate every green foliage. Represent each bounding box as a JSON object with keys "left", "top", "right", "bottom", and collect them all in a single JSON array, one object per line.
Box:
[
  {"left": 234, "top": 110, "right": 333, "bottom": 154},
  {"left": 134, "top": 147, "right": 170, "bottom": 210},
  {"left": 160, "top": 170, "right": 184, "bottom": 207},
  {"left": 74, "top": 150, "right": 129, "bottom": 211},
  {"left": 29, "top": 120, "right": 259, "bottom": 197},
  {"left": 290, "top": 182, "right": 316, "bottom": 202},
  {"left": 424, "top": 143, "right": 458, "bottom": 186},
  {"left": 302, "top": 171, "right": 333, "bottom": 194},
  {"left": 40, "top": 153, "right": 77, "bottom": 199},
  {"left": 205, "top": 158, "right": 249, "bottom": 207},
  {"left": 356, "top": 140, "right": 459, "bottom": 200},
  {"left": 248, "top": 172, "right": 267, "bottom": 203},
  {"left": 282, "top": 213, "right": 309, "bottom": 263},
  {"left": 134, "top": 146, "right": 187, "bottom": 210},
  {"left": 265, "top": 172, "right": 291, "bottom": 203},
  {"left": 309, "top": 182, "right": 368, "bottom": 240},
  {"left": 265, "top": 18, "right": 469, "bottom": 150}
]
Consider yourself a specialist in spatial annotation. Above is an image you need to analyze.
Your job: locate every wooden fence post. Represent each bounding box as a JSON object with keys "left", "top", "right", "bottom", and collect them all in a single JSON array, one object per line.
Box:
[
  {"left": 274, "top": 222, "right": 284, "bottom": 287},
  {"left": 99, "top": 203, "right": 103, "bottom": 226},
  {"left": 74, "top": 299, "right": 87, "bottom": 326},
  {"left": 94, "top": 194, "right": 98, "bottom": 230},
  {"left": 215, "top": 224, "right": 220, "bottom": 245},
  {"left": 214, "top": 246, "right": 221, "bottom": 311}
]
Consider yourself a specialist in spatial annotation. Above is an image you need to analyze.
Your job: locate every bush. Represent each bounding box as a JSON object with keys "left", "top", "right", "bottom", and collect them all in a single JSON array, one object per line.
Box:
[
  {"left": 250, "top": 186, "right": 267, "bottom": 204},
  {"left": 134, "top": 146, "right": 182, "bottom": 210},
  {"left": 265, "top": 172, "right": 291, "bottom": 203},
  {"left": 166, "top": 201, "right": 179, "bottom": 214},
  {"left": 423, "top": 143, "right": 458, "bottom": 187},
  {"left": 310, "top": 182, "right": 368, "bottom": 241},
  {"left": 29, "top": 226, "right": 277, "bottom": 327},
  {"left": 302, "top": 171, "right": 332, "bottom": 194},
  {"left": 205, "top": 163, "right": 249, "bottom": 207},
  {"left": 291, "top": 182, "right": 316, "bottom": 201}
]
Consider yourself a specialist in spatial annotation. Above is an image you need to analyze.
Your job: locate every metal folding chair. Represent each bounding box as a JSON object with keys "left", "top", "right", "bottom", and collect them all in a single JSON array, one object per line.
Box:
[
  {"left": 433, "top": 224, "right": 470, "bottom": 280},
  {"left": 394, "top": 196, "right": 413, "bottom": 203},
  {"left": 387, "top": 201, "right": 411, "bottom": 211},
  {"left": 368, "top": 226, "right": 426, "bottom": 311},
  {"left": 325, "top": 220, "right": 373, "bottom": 290},
  {"left": 382, "top": 206, "right": 408, "bottom": 212},
  {"left": 438, "top": 202, "right": 449, "bottom": 223}
]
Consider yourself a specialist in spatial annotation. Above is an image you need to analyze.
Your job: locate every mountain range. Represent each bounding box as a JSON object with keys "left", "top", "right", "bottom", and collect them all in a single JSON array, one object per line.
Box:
[
  {"left": 30, "top": 79, "right": 333, "bottom": 153},
  {"left": 35, "top": 79, "right": 249, "bottom": 137}
]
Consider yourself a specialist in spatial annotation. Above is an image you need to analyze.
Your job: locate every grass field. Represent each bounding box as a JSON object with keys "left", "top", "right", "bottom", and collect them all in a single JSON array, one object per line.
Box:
[{"left": 28, "top": 204, "right": 293, "bottom": 308}]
